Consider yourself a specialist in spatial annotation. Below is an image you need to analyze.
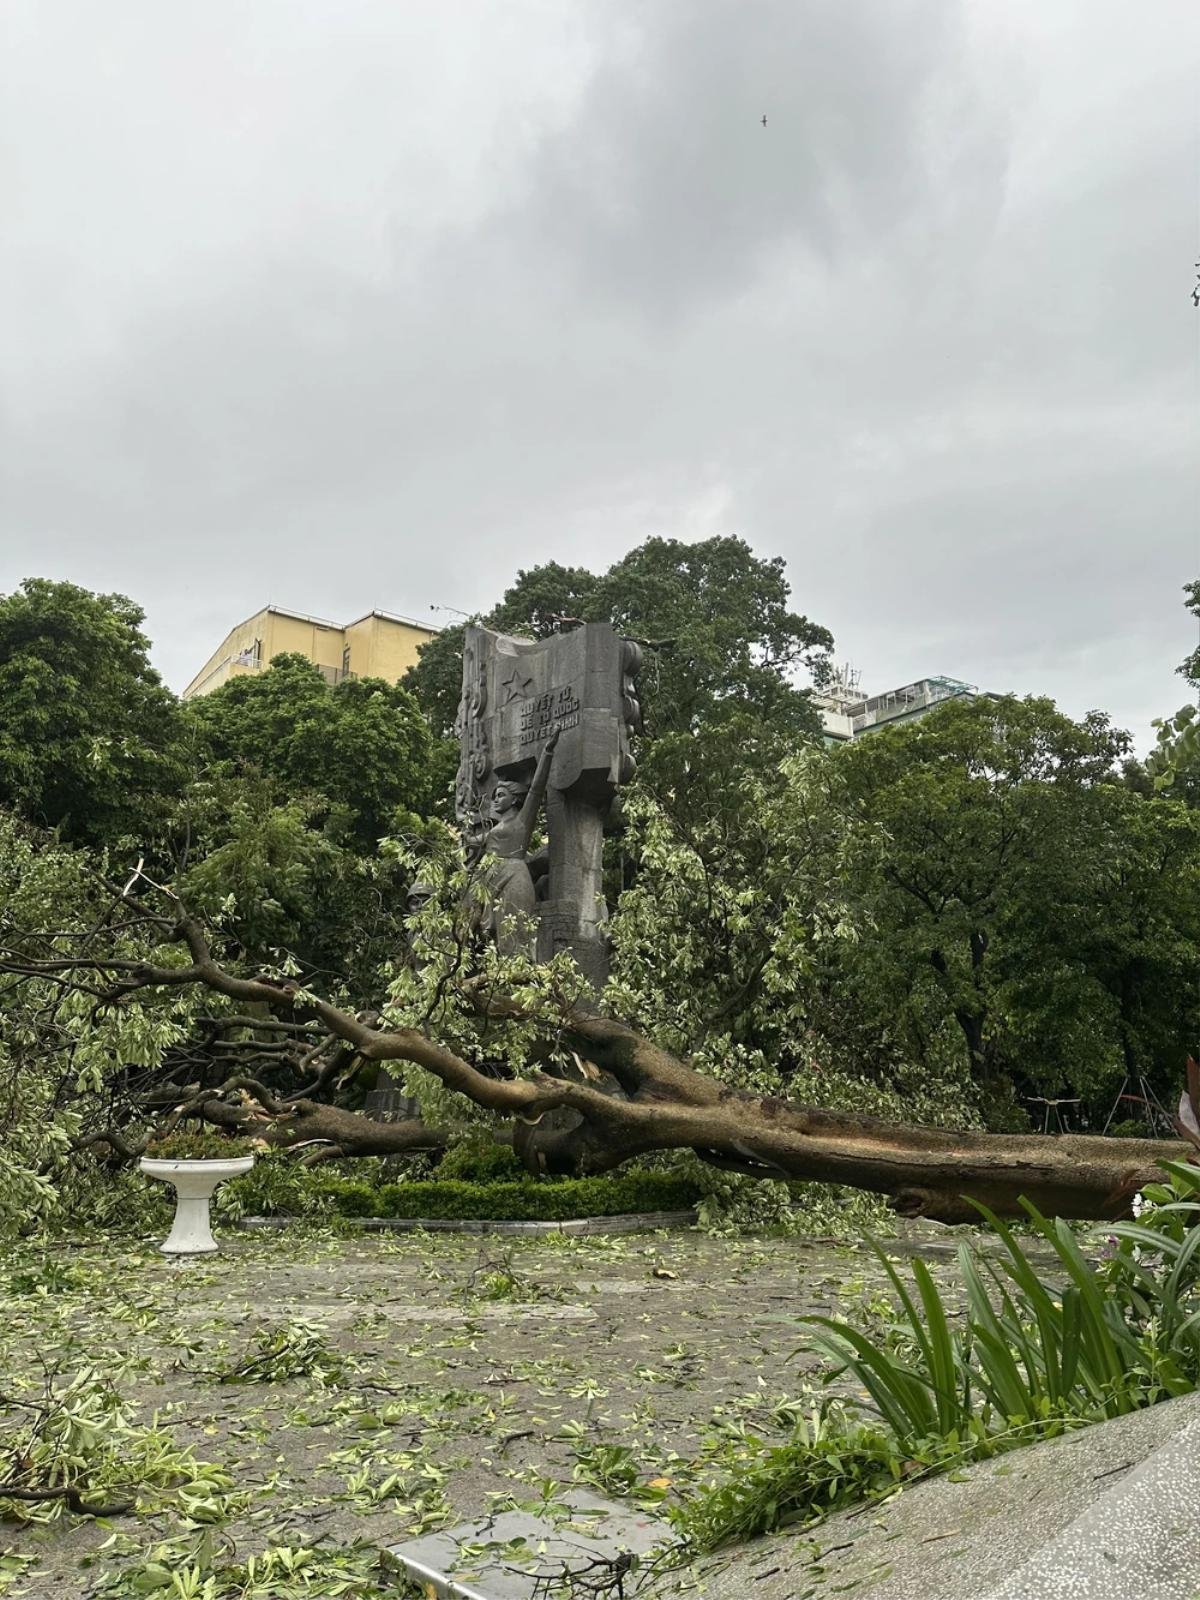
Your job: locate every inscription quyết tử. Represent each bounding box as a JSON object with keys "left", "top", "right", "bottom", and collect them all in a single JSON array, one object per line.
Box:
[{"left": 519, "top": 684, "right": 581, "bottom": 746}]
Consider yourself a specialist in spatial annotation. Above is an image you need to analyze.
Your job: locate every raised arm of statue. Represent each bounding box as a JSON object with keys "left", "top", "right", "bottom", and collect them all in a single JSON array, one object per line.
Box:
[{"left": 514, "top": 728, "right": 560, "bottom": 857}]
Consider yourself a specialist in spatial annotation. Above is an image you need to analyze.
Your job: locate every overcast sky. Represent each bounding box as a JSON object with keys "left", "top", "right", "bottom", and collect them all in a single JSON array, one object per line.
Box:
[{"left": 3, "top": 0, "right": 1197, "bottom": 744}]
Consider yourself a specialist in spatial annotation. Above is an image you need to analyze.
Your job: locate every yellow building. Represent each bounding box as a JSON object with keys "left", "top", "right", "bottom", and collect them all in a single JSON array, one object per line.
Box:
[{"left": 182, "top": 606, "right": 438, "bottom": 700}]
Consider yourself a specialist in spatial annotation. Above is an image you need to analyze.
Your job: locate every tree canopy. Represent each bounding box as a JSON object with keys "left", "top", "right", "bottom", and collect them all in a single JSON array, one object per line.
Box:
[
  {"left": 1145, "top": 580, "right": 1200, "bottom": 804},
  {"left": 405, "top": 536, "right": 833, "bottom": 748},
  {"left": 0, "top": 579, "right": 189, "bottom": 845},
  {"left": 186, "top": 651, "right": 445, "bottom": 847},
  {"left": 830, "top": 697, "right": 1199, "bottom": 1122},
  {"left": 1180, "top": 579, "right": 1199, "bottom": 688}
]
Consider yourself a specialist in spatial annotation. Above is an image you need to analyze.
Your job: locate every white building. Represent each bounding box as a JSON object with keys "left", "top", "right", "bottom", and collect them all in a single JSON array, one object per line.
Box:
[{"left": 814, "top": 667, "right": 984, "bottom": 743}]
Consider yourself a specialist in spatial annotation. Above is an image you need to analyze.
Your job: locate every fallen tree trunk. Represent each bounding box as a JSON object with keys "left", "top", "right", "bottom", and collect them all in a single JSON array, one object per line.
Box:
[
  {"left": 560, "top": 1099, "right": 1179, "bottom": 1225},
  {"left": 135, "top": 933, "right": 1196, "bottom": 1220},
  {"left": 8, "top": 896, "right": 1190, "bottom": 1223},
  {"left": 508, "top": 1016, "right": 1183, "bottom": 1224},
  {"left": 180, "top": 1028, "right": 1182, "bottom": 1220}
]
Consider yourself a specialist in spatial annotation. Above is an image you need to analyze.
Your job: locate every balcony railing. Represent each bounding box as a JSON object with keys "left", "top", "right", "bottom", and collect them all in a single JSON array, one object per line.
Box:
[{"left": 316, "top": 663, "right": 356, "bottom": 686}]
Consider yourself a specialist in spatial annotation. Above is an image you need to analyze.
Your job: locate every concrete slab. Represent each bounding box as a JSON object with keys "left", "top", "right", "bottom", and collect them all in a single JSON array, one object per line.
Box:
[
  {"left": 650, "top": 1393, "right": 1200, "bottom": 1600},
  {"left": 983, "top": 1416, "right": 1200, "bottom": 1600},
  {"left": 390, "top": 1489, "right": 670, "bottom": 1599}
]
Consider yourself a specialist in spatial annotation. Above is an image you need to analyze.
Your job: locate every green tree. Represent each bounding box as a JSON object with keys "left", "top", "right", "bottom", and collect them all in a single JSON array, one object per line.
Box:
[
  {"left": 187, "top": 653, "right": 445, "bottom": 848},
  {"left": 607, "top": 750, "right": 968, "bottom": 1122},
  {"left": 1180, "top": 578, "right": 1200, "bottom": 688},
  {"left": 0, "top": 812, "right": 201, "bottom": 1236},
  {"left": 1040, "top": 786, "right": 1200, "bottom": 1105},
  {"left": 1146, "top": 704, "right": 1200, "bottom": 806},
  {"left": 181, "top": 656, "right": 450, "bottom": 990},
  {"left": 176, "top": 773, "right": 425, "bottom": 993},
  {"left": 611, "top": 693, "right": 1200, "bottom": 1128},
  {"left": 405, "top": 537, "right": 833, "bottom": 745},
  {"left": 0, "top": 579, "right": 188, "bottom": 844},
  {"left": 828, "top": 695, "right": 1199, "bottom": 1119},
  {"left": 1144, "top": 581, "right": 1200, "bottom": 804}
]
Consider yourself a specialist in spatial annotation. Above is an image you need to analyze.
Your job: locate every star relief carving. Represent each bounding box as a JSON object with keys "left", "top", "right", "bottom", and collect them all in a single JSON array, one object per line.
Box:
[{"left": 499, "top": 664, "right": 536, "bottom": 705}]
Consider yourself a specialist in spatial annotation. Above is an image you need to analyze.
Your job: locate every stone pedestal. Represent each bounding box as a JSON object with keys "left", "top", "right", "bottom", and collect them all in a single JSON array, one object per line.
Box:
[{"left": 139, "top": 1156, "right": 255, "bottom": 1254}]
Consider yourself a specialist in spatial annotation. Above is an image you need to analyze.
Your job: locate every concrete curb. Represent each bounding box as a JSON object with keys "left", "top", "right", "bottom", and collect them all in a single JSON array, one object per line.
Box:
[
  {"left": 981, "top": 1414, "right": 1200, "bottom": 1600},
  {"left": 389, "top": 1489, "right": 671, "bottom": 1599},
  {"left": 651, "top": 1392, "right": 1200, "bottom": 1599},
  {"left": 238, "top": 1209, "right": 697, "bottom": 1237}
]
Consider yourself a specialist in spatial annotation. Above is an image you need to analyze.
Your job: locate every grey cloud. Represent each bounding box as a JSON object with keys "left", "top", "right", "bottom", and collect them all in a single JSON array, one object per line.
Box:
[
  {"left": 1, "top": 0, "right": 1196, "bottom": 747},
  {"left": 505, "top": 1, "right": 1003, "bottom": 318}
]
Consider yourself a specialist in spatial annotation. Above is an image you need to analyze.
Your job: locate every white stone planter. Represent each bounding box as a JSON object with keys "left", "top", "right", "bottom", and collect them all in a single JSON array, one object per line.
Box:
[{"left": 139, "top": 1156, "right": 255, "bottom": 1255}]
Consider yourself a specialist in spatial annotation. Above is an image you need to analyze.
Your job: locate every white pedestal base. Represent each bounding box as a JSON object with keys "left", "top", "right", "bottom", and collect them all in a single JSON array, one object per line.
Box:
[{"left": 139, "top": 1157, "right": 255, "bottom": 1255}]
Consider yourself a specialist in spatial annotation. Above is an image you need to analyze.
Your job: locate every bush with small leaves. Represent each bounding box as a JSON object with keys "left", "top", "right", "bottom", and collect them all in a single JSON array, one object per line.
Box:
[
  {"left": 310, "top": 1169, "right": 700, "bottom": 1221},
  {"left": 436, "top": 1136, "right": 525, "bottom": 1183},
  {"left": 214, "top": 1152, "right": 333, "bottom": 1222},
  {"left": 144, "top": 1133, "right": 258, "bottom": 1161}
]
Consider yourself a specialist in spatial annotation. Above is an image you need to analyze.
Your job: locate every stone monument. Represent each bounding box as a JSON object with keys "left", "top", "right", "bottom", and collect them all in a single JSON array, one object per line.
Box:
[{"left": 455, "top": 622, "right": 641, "bottom": 986}]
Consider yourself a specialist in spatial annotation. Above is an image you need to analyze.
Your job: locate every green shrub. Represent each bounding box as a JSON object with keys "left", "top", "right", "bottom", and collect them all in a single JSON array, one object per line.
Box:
[
  {"left": 436, "top": 1136, "right": 525, "bottom": 1183},
  {"left": 143, "top": 1132, "right": 257, "bottom": 1160},
  {"left": 1105, "top": 1118, "right": 1152, "bottom": 1140},
  {"left": 324, "top": 1181, "right": 381, "bottom": 1219},
  {"left": 215, "top": 1152, "right": 334, "bottom": 1222},
  {"left": 309, "top": 1168, "right": 699, "bottom": 1221},
  {"left": 672, "top": 1409, "right": 909, "bottom": 1549}
]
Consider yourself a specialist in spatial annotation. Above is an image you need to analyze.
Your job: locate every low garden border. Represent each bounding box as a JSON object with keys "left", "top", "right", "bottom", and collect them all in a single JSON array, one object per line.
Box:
[{"left": 239, "top": 1209, "right": 698, "bottom": 1237}]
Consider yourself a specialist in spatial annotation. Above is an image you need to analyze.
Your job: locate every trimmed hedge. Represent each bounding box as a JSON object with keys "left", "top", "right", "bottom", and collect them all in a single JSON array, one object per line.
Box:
[{"left": 312, "top": 1169, "right": 700, "bottom": 1222}]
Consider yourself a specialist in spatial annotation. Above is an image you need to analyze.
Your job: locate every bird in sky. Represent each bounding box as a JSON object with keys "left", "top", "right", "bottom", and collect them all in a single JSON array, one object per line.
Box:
[{"left": 761, "top": 114, "right": 767, "bottom": 126}]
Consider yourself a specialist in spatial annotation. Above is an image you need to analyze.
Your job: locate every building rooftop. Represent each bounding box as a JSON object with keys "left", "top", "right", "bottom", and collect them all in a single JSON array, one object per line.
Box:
[{"left": 815, "top": 668, "right": 985, "bottom": 741}]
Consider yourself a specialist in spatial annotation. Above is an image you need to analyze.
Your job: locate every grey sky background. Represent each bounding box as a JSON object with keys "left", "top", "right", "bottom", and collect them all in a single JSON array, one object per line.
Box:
[{"left": 3, "top": 0, "right": 1197, "bottom": 746}]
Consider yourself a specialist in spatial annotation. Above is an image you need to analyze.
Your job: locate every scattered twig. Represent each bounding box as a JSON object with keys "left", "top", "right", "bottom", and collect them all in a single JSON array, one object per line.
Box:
[{"left": 0, "top": 1483, "right": 134, "bottom": 1517}]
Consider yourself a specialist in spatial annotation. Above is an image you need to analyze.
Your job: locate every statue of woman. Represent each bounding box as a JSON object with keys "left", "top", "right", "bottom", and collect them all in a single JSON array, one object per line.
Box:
[{"left": 480, "top": 728, "right": 560, "bottom": 956}]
